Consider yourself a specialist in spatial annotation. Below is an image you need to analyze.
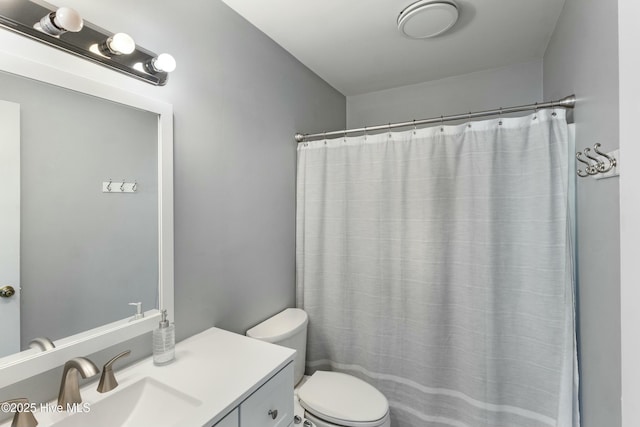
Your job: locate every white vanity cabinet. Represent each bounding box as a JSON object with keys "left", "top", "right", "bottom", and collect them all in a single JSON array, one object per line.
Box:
[
  {"left": 213, "top": 408, "right": 238, "bottom": 427},
  {"left": 239, "top": 362, "right": 294, "bottom": 427},
  {"left": 0, "top": 328, "right": 296, "bottom": 427},
  {"left": 213, "top": 363, "right": 294, "bottom": 427}
]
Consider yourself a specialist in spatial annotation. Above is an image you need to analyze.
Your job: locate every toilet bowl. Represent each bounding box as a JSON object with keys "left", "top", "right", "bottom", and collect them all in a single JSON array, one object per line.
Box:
[{"left": 246, "top": 308, "right": 390, "bottom": 427}]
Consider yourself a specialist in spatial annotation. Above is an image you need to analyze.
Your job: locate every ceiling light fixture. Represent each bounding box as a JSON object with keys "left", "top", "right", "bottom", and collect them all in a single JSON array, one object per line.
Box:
[
  {"left": 397, "top": 0, "right": 459, "bottom": 39},
  {"left": 35, "top": 6, "right": 83, "bottom": 36}
]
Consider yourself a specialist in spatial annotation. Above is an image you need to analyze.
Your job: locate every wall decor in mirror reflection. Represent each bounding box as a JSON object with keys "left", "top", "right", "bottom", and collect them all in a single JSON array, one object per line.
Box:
[{"left": 0, "top": 1, "right": 176, "bottom": 85}]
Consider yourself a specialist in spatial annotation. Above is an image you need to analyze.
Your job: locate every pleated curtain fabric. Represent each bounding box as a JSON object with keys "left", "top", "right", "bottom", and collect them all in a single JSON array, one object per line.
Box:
[{"left": 296, "top": 109, "right": 578, "bottom": 427}]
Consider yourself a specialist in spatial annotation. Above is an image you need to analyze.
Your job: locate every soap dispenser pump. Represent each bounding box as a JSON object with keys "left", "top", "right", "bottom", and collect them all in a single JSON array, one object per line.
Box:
[
  {"left": 153, "top": 309, "right": 175, "bottom": 365},
  {"left": 128, "top": 302, "right": 144, "bottom": 321}
]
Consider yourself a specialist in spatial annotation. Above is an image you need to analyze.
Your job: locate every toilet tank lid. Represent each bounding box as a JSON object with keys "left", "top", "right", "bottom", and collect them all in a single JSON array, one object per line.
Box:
[{"left": 246, "top": 308, "right": 308, "bottom": 343}]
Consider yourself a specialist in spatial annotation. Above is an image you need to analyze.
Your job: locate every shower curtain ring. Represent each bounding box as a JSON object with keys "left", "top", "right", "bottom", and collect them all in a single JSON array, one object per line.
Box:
[
  {"left": 533, "top": 102, "right": 538, "bottom": 120},
  {"left": 440, "top": 115, "right": 444, "bottom": 132},
  {"left": 467, "top": 112, "right": 472, "bottom": 128},
  {"left": 498, "top": 107, "right": 503, "bottom": 126},
  {"left": 413, "top": 119, "right": 416, "bottom": 135},
  {"left": 364, "top": 126, "right": 367, "bottom": 140},
  {"left": 388, "top": 123, "right": 392, "bottom": 138}
]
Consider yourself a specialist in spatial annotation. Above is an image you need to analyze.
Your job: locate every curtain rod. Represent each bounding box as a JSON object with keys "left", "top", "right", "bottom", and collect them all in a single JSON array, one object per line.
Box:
[{"left": 294, "top": 94, "right": 576, "bottom": 143}]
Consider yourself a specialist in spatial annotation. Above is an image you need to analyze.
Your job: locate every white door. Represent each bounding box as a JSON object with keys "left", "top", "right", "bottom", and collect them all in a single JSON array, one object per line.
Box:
[{"left": 0, "top": 100, "right": 20, "bottom": 357}]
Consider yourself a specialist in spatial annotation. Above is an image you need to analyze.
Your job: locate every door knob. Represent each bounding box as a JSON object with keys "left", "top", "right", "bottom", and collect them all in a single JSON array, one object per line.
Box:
[{"left": 0, "top": 285, "right": 15, "bottom": 298}]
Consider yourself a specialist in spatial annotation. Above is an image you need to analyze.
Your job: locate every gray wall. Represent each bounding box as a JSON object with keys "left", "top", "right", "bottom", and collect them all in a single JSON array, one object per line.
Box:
[
  {"left": 543, "top": 0, "right": 621, "bottom": 426},
  {"left": 39, "top": 0, "right": 346, "bottom": 339},
  {"left": 161, "top": 1, "right": 346, "bottom": 337},
  {"left": 0, "top": 71, "right": 158, "bottom": 349},
  {"left": 0, "top": 0, "right": 344, "bottom": 410},
  {"left": 346, "top": 60, "right": 543, "bottom": 128}
]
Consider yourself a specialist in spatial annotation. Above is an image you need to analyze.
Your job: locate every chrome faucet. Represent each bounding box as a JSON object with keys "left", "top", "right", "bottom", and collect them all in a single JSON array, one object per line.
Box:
[
  {"left": 0, "top": 398, "right": 38, "bottom": 427},
  {"left": 28, "top": 336, "right": 55, "bottom": 351},
  {"left": 97, "top": 350, "right": 131, "bottom": 393},
  {"left": 57, "top": 357, "right": 99, "bottom": 408}
]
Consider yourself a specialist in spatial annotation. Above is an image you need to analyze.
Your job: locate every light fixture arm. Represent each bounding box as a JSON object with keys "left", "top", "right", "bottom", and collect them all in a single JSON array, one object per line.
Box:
[{"left": 0, "top": 0, "right": 174, "bottom": 86}]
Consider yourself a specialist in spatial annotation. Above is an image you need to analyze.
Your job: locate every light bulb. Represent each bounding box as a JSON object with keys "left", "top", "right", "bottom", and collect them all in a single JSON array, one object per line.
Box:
[
  {"left": 102, "top": 33, "right": 136, "bottom": 55},
  {"left": 37, "top": 7, "right": 83, "bottom": 36},
  {"left": 54, "top": 7, "right": 83, "bottom": 32},
  {"left": 151, "top": 53, "right": 176, "bottom": 73}
]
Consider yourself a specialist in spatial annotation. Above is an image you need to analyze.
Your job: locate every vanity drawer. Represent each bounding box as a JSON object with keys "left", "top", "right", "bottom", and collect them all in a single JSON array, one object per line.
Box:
[
  {"left": 240, "top": 363, "right": 293, "bottom": 427},
  {"left": 213, "top": 408, "right": 239, "bottom": 427}
]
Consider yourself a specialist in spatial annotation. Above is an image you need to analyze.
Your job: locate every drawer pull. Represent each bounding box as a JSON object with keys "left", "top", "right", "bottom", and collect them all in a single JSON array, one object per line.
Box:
[{"left": 268, "top": 409, "right": 278, "bottom": 420}]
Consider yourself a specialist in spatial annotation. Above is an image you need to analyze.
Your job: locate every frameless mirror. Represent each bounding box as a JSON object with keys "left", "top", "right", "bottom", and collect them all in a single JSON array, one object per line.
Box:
[{"left": 0, "top": 50, "right": 173, "bottom": 387}]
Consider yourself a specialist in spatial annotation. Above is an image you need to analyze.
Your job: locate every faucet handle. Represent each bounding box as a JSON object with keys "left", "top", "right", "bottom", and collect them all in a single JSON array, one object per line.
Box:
[
  {"left": 97, "top": 350, "right": 131, "bottom": 393},
  {"left": 0, "top": 398, "right": 38, "bottom": 427}
]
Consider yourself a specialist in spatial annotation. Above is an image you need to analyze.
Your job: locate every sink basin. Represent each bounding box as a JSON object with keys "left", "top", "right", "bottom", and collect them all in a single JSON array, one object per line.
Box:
[{"left": 51, "top": 377, "right": 202, "bottom": 427}]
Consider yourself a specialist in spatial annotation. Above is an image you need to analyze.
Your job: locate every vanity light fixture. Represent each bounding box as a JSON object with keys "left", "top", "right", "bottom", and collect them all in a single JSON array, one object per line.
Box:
[
  {"left": 0, "top": 0, "right": 175, "bottom": 85},
  {"left": 35, "top": 6, "right": 83, "bottom": 36},
  {"left": 98, "top": 32, "right": 136, "bottom": 56},
  {"left": 145, "top": 53, "right": 177, "bottom": 73}
]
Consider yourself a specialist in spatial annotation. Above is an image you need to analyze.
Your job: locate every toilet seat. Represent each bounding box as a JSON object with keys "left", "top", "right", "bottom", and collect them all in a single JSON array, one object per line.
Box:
[
  {"left": 304, "top": 410, "right": 390, "bottom": 427},
  {"left": 298, "top": 371, "right": 389, "bottom": 427}
]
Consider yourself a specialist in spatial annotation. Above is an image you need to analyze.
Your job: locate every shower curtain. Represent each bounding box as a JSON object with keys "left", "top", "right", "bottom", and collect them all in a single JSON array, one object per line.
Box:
[{"left": 296, "top": 109, "right": 578, "bottom": 427}]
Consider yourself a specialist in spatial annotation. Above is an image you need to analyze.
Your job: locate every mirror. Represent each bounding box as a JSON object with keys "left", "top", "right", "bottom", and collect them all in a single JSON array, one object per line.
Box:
[
  {"left": 0, "top": 49, "right": 173, "bottom": 387},
  {"left": 0, "top": 69, "right": 158, "bottom": 359}
]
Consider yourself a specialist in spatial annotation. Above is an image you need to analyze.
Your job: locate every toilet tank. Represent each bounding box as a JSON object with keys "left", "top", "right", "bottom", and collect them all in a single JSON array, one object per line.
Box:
[{"left": 246, "top": 308, "right": 308, "bottom": 385}]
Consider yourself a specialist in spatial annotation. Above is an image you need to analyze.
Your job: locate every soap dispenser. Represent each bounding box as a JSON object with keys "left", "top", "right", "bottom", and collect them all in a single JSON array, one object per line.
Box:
[
  {"left": 129, "top": 302, "right": 144, "bottom": 321},
  {"left": 153, "top": 309, "right": 175, "bottom": 365}
]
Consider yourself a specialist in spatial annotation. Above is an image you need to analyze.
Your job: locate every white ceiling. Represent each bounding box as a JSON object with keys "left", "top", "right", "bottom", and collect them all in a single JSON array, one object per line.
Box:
[{"left": 220, "top": 0, "right": 565, "bottom": 96}]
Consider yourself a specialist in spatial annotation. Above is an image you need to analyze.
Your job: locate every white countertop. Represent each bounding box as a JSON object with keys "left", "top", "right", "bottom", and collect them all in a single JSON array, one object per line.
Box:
[{"left": 2, "top": 327, "right": 296, "bottom": 427}]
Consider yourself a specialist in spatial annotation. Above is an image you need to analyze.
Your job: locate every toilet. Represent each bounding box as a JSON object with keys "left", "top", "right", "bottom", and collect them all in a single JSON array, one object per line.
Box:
[{"left": 246, "top": 308, "right": 391, "bottom": 427}]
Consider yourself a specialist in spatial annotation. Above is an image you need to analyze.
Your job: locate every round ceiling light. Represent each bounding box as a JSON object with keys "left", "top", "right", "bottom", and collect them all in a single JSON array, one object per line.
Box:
[{"left": 397, "top": 0, "right": 459, "bottom": 39}]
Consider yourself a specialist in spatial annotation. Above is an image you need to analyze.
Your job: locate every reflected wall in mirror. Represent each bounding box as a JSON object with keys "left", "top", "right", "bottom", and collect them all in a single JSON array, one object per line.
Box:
[
  {"left": 0, "top": 100, "right": 20, "bottom": 358},
  {"left": 0, "top": 69, "right": 158, "bottom": 359}
]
